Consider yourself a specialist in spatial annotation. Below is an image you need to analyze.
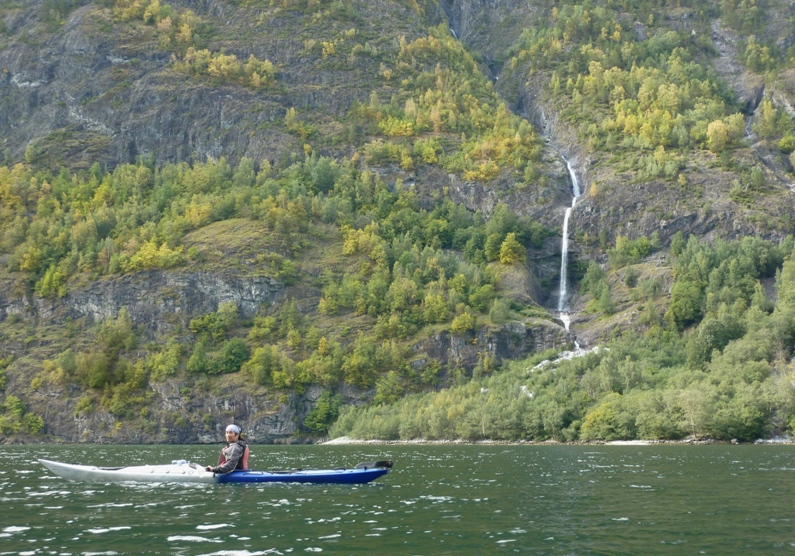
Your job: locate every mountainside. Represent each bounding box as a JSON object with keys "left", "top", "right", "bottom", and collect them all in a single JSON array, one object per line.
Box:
[{"left": 2, "top": 0, "right": 795, "bottom": 443}]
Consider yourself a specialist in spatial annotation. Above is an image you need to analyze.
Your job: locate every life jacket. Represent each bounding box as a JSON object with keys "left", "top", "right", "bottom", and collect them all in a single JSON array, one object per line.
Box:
[{"left": 218, "top": 440, "right": 249, "bottom": 471}]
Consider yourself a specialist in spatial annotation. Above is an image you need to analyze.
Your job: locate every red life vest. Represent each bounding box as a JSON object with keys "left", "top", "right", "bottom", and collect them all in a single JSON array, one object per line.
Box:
[{"left": 241, "top": 445, "right": 249, "bottom": 470}]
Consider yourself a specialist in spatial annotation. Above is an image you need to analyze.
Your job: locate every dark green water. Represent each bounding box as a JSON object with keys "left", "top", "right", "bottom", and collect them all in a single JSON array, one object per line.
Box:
[{"left": 2, "top": 444, "right": 795, "bottom": 555}]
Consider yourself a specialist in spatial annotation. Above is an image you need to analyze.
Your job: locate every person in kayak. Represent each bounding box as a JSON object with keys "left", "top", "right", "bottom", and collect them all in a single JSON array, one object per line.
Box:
[{"left": 205, "top": 424, "right": 249, "bottom": 474}]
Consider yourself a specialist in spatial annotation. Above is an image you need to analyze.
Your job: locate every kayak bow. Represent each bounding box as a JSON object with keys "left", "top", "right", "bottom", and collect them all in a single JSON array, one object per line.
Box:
[{"left": 38, "top": 458, "right": 392, "bottom": 484}]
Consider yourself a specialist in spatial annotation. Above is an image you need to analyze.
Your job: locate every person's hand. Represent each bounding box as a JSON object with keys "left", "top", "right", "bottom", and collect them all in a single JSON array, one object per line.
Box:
[{"left": 206, "top": 466, "right": 213, "bottom": 472}]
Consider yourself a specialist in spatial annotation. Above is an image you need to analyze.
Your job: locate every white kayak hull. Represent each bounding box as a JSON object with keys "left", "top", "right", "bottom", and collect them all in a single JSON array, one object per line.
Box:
[{"left": 39, "top": 459, "right": 216, "bottom": 483}]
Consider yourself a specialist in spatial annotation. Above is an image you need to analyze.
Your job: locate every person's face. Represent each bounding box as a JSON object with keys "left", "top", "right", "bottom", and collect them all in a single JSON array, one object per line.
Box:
[{"left": 225, "top": 430, "right": 239, "bottom": 442}]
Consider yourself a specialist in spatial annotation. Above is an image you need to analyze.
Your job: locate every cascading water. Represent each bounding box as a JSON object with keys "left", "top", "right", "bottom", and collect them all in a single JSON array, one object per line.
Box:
[{"left": 558, "top": 158, "right": 581, "bottom": 334}]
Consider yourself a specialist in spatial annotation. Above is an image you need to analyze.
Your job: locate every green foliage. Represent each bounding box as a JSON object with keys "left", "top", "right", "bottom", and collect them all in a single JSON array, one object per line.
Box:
[
  {"left": 580, "top": 394, "right": 635, "bottom": 440},
  {"left": 451, "top": 309, "right": 477, "bottom": 334},
  {"left": 211, "top": 338, "right": 250, "bottom": 375},
  {"left": 0, "top": 394, "right": 45, "bottom": 435},
  {"left": 580, "top": 261, "right": 615, "bottom": 315},
  {"left": 607, "top": 235, "right": 654, "bottom": 269},
  {"left": 778, "top": 135, "right": 795, "bottom": 154},
  {"left": 721, "top": 0, "right": 764, "bottom": 34},
  {"left": 753, "top": 100, "right": 795, "bottom": 141},
  {"left": 355, "top": 24, "right": 542, "bottom": 182},
  {"left": 468, "top": 284, "right": 495, "bottom": 312},
  {"left": 503, "top": 0, "right": 744, "bottom": 164},
  {"left": 665, "top": 235, "right": 790, "bottom": 330},
  {"left": 670, "top": 231, "right": 686, "bottom": 256},
  {"left": 332, "top": 234, "right": 795, "bottom": 442},
  {"left": 186, "top": 342, "right": 210, "bottom": 374},
  {"left": 99, "top": 308, "right": 137, "bottom": 352},
  {"left": 243, "top": 344, "right": 293, "bottom": 385},
  {"left": 148, "top": 339, "right": 182, "bottom": 381},
  {"left": 499, "top": 233, "right": 526, "bottom": 264},
  {"left": 185, "top": 336, "right": 250, "bottom": 376},
  {"left": 342, "top": 332, "right": 378, "bottom": 387},
  {"left": 74, "top": 395, "right": 93, "bottom": 416},
  {"left": 217, "top": 302, "right": 240, "bottom": 330},
  {"left": 303, "top": 391, "right": 342, "bottom": 434},
  {"left": 176, "top": 49, "right": 276, "bottom": 89},
  {"left": 123, "top": 240, "right": 184, "bottom": 272},
  {"left": 667, "top": 275, "right": 705, "bottom": 329},
  {"left": 488, "top": 298, "right": 511, "bottom": 324},
  {"left": 190, "top": 312, "right": 228, "bottom": 343},
  {"left": 373, "top": 370, "right": 405, "bottom": 405},
  {"left": 112, "top": 0, "right": 210, "bottom": 53},
  {"left": 0, "top": 356, "right": 11, "bottom": 391},
  {"left": 8, "top": 0, "right": 795, "bottom": 441},
  {"left": 77, "top": 350, "right": 112, "bottom": 389},
  {"left": 309, "top": 156, "right": 341, "bottom": 194}
]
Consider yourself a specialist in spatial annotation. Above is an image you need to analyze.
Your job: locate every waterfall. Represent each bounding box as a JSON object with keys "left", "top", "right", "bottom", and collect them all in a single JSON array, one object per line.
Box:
[{"left": 558, "top": 158, "right": 582, "bottom": 331}]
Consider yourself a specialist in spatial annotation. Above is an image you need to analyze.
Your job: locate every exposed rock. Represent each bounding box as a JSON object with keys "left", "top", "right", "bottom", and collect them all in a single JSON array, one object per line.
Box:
[
  {"left": 0, "top": 269, "right": 283, "bottom": 338},
  {"left": 410, "top": 319, "right": 571, "bottom": 376},
  {"left": 0, "top": 0, "right": 424, "bottom": 169},
  {"left": 710, "top": 20, "right": 765, "bottom": 112}
]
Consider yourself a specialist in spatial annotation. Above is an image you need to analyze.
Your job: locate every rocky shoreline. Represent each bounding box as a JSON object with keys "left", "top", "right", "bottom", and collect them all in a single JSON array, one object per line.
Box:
[
  {"left": 319, "top": 436, "right": 795, "bottom": 446},
  {"left": 3, "top": 434, "right": 794, "bottom": 445}
]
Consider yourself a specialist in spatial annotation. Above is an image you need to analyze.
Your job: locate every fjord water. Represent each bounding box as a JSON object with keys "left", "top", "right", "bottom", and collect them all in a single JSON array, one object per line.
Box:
[{"left": 2, "top": 445, "right": 795, "bottom": 555}]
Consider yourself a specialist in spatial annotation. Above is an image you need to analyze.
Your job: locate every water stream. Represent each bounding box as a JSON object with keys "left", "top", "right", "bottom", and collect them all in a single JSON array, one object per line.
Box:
[{"left": 557, "top": 158, "right": 581, "bottom": 334}]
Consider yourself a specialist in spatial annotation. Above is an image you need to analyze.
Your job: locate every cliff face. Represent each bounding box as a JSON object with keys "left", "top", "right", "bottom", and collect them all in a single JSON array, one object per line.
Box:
[
  {"left": 1, "top": 270, "right": 282, "bottom": 335},
  {"left": 23, "top": 370, "right": 308, "bottom": 444},
  {"left": 1, "top": 3, "right": 304, "bottom": 169},
  {"left": 0, "top": 0, "right": 430, "bottom": 169}
]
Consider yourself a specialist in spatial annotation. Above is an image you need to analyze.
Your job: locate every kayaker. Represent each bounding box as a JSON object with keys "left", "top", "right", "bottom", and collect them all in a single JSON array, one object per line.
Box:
[{"left": 205, "top": 424, "right": 249, "bottom": 474}]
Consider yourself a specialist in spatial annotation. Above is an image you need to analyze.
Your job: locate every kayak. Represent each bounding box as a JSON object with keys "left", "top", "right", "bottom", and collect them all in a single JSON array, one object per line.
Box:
[{"left": 38, "top": 458, "right": 392, "bottom": 484}]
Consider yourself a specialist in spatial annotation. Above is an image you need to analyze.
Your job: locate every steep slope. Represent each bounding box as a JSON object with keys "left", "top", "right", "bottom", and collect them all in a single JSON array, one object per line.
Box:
[
  {"left": 1, "top": 0, "right": 430, "bottom": 167},
  {"left": 0, "top": 0, "right": 576, "bottom": 443},
  {"left": 4, "top": 0, "right": 795, "bottom": 443}
]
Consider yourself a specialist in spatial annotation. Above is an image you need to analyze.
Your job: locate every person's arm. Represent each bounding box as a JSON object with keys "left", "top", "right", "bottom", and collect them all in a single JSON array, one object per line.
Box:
[{"left": 208, "top": 443, "right": 244, "bottom": 474}]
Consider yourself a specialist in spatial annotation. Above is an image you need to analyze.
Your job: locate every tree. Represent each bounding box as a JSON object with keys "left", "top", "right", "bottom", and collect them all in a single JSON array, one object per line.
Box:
[
  {"left": 499, "top": 232, "right": 526, "bottom": 264},
  {"left": 580, "top": 395, "right": 635, "bottom": 440},
  {"left": 469, "top": 284, "right": 495, "bottom": 311},
  {"left": 232, "top": 157, "right": 255, "bottom": 188},
  {"left": 218, "top": 302, "right": 239, "bottom": 330},
  {"left": 451, "top": 310, "right": 476, "bottom": 334},
  {"left": 190, "top": 312, "right": 227, "bottom": 343},
  {"left": 373, "top": 371, "right": 405, "bottom": 405},
  {"left": 489, "top": 298, "right": 511, "bottom": 324},
  {"left": 668, "top": 278, "right": 704, "bottom": 329},
  {"left": 342, "top": 333, "right": 377, "bottom": 387},
  {"left": 310, "top": 156, "right": 339, "bottom": 193},
  {"left": 211, "top": 338, "right": 249, "bottom": 375},
  {"left": 303, "top": 391, "right": 342, "bottom": 434},
  {"left": 670, "top": 231, "right": 686, "bottom": 256},
  {"left": 484, "top": 233, "right": 503, "bottom": 261},
  {"left": 243, "top": 344, "right": 287, "bottom": 385},
  {"left": 707, "top": 120, "right": 729, "bottom": 152},
  {"left": 187, "top": 342, "right": 209, "bottom": 374}
]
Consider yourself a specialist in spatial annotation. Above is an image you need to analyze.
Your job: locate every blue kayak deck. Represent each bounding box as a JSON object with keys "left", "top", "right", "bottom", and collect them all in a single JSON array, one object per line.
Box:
[{"left": 218, "top": 465, "right": 390, "bottom": 484}]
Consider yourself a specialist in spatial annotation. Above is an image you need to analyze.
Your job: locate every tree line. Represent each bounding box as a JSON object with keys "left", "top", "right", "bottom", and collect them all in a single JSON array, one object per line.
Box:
[{"left": 332, "top": 234, "right": 795, "bottom": 442}]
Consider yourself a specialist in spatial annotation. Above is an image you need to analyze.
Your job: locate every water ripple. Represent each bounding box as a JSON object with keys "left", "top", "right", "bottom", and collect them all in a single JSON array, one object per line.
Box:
[{"left": 2, "top": 445, "right": 795, "bottom": 554}]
